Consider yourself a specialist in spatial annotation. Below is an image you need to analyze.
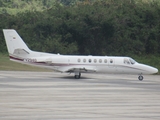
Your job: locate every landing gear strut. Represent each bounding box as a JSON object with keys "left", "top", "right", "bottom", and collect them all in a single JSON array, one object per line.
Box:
[
  {"left": 74, "top": 72, "right": 81, "bottom": 79},
  {"left": 138, "top": 75, "right": 143, "bottom": 81}
]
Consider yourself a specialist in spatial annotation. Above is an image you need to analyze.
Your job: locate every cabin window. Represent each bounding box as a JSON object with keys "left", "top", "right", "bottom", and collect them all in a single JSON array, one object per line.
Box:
[
  {"left": 104, "top": 59, "right": 107, "bottom": 63},
  {"left": 89, "top": 59, "right": 92, "bottom": 63},
  {"left": 78, "top": 59, "right": 81, "bottom": 62},
  {"left": 99, "top": 59, "right": 102, "bottom": 63},
  {"left": 110, "top": 59, "right": 113, "bottom": 63},
  {"left": 83, "top": 59, "right": 86, "bottom": 63},
  {"left": 94, "top": 59, "right": 97, "bottom": 63}
]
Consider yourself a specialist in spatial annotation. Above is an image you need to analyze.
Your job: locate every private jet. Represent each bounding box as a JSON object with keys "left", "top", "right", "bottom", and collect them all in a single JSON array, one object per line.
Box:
[{"left": 3, "top": 29, "right": 158, "bottom": 80}]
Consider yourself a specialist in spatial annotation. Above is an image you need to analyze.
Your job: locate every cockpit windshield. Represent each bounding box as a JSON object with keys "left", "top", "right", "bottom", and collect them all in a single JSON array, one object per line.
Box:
[
  {"left": 124, "top": 58, "right": 136, "bottom": 65},
  {"left": 129, "top": 58, "right": 136, "bottom": 65},
  {"left": 124, "top": 58, "right": 130, "bottom": 64}
]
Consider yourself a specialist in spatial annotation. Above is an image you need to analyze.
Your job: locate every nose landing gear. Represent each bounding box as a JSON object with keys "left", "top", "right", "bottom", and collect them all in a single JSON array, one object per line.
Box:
[{"left": 138, "top": 75, "right": 143, "bottom": 81}]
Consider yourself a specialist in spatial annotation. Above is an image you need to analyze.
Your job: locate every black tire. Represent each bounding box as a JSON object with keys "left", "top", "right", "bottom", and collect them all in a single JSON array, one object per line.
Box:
[
  {"left": 138, "top": 76, "right": 143, "bottom": 81},
  {"left": 74, "top": 72, "right": 81, "bottom": 79},
  {"left": 75, "top": 75, "right": 80, "bottom": 79}
]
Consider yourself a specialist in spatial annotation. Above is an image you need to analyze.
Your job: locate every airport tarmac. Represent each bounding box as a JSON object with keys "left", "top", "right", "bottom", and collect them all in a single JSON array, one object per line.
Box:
[{"left": 0, "top": 71, "right": 160, "bottom": 120}]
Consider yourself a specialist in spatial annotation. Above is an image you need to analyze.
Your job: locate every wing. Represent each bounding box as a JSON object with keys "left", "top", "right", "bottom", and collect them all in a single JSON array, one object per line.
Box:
[{"left": 58, "top": 65, "right": 97, "bottom": 73}]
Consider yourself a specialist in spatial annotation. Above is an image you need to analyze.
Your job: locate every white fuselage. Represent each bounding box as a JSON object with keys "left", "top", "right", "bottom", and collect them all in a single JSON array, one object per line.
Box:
[
  {"left": 13, "top": 53, "right": 158, "bottom": 75},
  {"left": 48, "top": 55, "right": 158, "bottom": 75}
]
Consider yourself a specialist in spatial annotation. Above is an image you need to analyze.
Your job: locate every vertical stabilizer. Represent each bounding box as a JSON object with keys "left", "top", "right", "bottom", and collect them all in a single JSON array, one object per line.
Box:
[{"left": 3, "top": 29, "right": 31, "bottom": 55}]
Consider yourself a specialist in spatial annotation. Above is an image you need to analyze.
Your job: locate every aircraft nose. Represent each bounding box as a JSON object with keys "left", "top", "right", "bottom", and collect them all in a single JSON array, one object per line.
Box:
[
  {"left": 140, "top": 64, "right": 158, "bottom": 74},
  {"left": 152, "top": 67, "right": 158, "bottom": 74},
  {"left": 148, "top": 66, "right": 158, "bottom": 74}
]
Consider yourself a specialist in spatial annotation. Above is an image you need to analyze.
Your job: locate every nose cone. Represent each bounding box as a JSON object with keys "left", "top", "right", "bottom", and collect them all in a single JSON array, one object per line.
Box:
[
  {"left": 145, "top": 65, "right": 158, "bottom": 74},
  {"left": 139, "top": 64, "right": 158, "bottom": 74},
  {"left": 151, "top": 67, "right": 158, "bottom": 74}
]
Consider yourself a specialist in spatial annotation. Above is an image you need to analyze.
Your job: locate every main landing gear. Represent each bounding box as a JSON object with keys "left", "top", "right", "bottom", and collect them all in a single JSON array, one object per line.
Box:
[
  {"left": 138, "top": 75, "right": 143, "bottom": 81},
  {"left": 74, "top": 72, "right": 81, "bottom": 79}
]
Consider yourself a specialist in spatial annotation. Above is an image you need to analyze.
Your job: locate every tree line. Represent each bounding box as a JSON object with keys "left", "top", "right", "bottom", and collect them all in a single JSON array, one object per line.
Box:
[{"left": 0, "top": 0, "right": 160, "bottom": 56}]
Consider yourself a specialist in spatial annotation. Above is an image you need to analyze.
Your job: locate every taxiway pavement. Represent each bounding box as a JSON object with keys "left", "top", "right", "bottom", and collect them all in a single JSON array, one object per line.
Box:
[{"left": 0, "top": 71, "right": 160, "bottom": 120}]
